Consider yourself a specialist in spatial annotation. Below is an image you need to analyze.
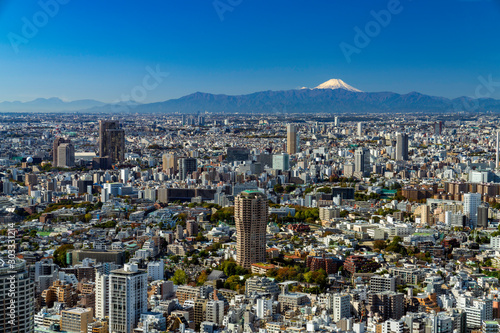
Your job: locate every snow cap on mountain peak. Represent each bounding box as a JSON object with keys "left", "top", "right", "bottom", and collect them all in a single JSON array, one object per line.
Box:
[{"left": 314, "top": 79, "right": 362, "bottom": 92}]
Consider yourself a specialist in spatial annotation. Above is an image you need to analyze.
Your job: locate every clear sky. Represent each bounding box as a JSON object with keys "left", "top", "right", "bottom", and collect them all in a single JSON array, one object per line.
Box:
[{"left": 0, "top": 0, "right": 499, "bottom": 103}]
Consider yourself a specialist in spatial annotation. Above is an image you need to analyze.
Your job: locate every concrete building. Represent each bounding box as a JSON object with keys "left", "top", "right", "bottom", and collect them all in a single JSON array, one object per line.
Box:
[
  {"left": 354, "top": 148, "right": 370, "bottom": 177},
  {"left": 368, "top": 291, "right": 404, "bottom": 321},
  {"left": 329, "top": 293, "right": 351, "bottom": 322},
  {"left": 61, "top": 307, "right": 93, "bottom": 333},
  {"left": 178, "top": 157, "right": 197, "bottom": 180},
  {"left": 109, "top": 264, "right": 147, "bottom": 333},
  {"left": 370, "top": 275, "right": 397, "bottom": 293},
  {"left": 396, "top": 133, "right": 409, "bottom": 161},
  {"left": 206, "top": 300, "right": 224, "bottom": 325},
  {"left": 272, "top": 153, "right": 290, "bottom": 171},
  {"left": 287, "top": 124, "right": 297, "bottom": 155},
  {"left": 147, "top": 260, "right": 164, "bottom": 281},
  {"left": 99, "top": 120, "right": 125, "bottom": 163},
  {"left": 463, "top": 193, "right": 481, "bottom": 228},
  {"left": 53, "top": 137, "right": 71, "bottom": 166},
  {"left": 357, "top": 122, "right": 363, "bottom": 137},
  {"left": 95, "top": 272, "right": 109, "bottom": 320},
  {"left": 0, "top": 258, "right": 35, "bottom": 333},
  {"left": 235, "top": 191, "right": 268, "bottom": 268}
]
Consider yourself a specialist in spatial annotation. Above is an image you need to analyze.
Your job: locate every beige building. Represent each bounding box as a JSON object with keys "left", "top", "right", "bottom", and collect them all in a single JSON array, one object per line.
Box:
[
  {"left": 235, "top": 190, "right": 268, "bottom": 268},
  {"left": 287, "top": 124, "right": 297, "bottom": 155},
  {"left": 61, "top": 307, "right": 93, "bottom": 333}
]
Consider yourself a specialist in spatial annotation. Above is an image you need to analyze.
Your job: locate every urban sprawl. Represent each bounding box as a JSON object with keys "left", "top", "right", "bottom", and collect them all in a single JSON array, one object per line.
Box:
[{"left": 1, "top": 112, "right": 500, "bottom": 333}]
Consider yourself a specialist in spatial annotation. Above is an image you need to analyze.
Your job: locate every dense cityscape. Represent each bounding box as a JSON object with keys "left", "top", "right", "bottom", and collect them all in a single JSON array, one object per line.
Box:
[{"left": 1, "top": 112, "right": 500, "bottom": 332}]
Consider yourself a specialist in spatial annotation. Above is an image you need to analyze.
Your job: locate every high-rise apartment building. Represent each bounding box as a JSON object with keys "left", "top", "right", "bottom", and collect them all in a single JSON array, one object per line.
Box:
[
  {"left": 95, "top": 272, "right": 110, "bottom": 320},
  {"left": 162, "top": 153, "right": 177, "bottom": 173},
  {"left": 57, "top": 142, "right": 75, "bottom": 167},
  {"left": 53, "top": 137, "right": 71, "bottom": 166},
  {"left": 435, "top": 121, "right": 443, "bottom": 135},
  {"left": 357, "top": 122, "right": 363, "bottom": 137},
  {"left": 396, "top": 133, "right": 408, "bottom": 161},
  {"left": 178, "top": 157, "right": 197, "bottom": 180},
  {"left": 368, "top": 291, "right": 404, "bottom": 321},
  {"left": 370, "top": 275, "right": 397, "bottom": 294},
  {"left": 206, "top": 300, "right": 224, "bottom": 325},
  {"left": 354, "top": 148, "right": 370, "bottom": 177},
  {"left": 235, "top": 191, "right": 268, "bottom": 268},
  {"left": 99, "top": 120, "right": 125, "bottom": 163},
  {"left": 329, "top": 294, "right": 351, "bottom": 322},
  {"left": 463, "top": 193, "right": 481, "bottom": 229},
  {"left": 0, "top": 258, "right": 35, "bottom": 333},
  {"left": 287, "top": 124, "right": 297, "bottom": 155},
  {"left": 109, "top": 264, "right": 147, "bottom": 333}
]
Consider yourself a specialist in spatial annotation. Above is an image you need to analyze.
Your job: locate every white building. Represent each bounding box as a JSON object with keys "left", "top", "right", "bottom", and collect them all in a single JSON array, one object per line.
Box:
[
  {"left": 328, "top": 293, "right": 351, "bottom": 322},
  {"left": 95, "top": 272, "right": 110, "bottom": 320},
  {"left": 206, "top": 300, "right": 225, "bottom": 325},
  {"left": 147, "top": 260, "right": 164, "bottom": 281},
  {"left": 109, "top": 264, "right": 148, "bottom": 333},
  {"left": 463, "top": 193, "right": 481, "bottom": 228}
]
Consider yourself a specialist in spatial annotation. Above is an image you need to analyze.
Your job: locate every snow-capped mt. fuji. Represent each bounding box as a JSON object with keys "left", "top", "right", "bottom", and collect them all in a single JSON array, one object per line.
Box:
[{"left": 314, "top": 79, "right": 362, "bottom": 92}]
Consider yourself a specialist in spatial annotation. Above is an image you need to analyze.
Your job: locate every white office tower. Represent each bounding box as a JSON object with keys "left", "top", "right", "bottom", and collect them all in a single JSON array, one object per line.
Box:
[
  {"left": 256, "top": 298, "right": 273, "bottom": 318},
  {"left": 206, "top": 300, "right": 225, "bottom": 325},
  {"left": 95, "top": 272, "right": 110, "bottom": 319},
  {"left": 357, "top": 122, "right": 363, "bottom": 137},
  {"left": 327, "top": 293, "right": 351, "bottom": 322},
  {"left": 101, "top": 188, "right": 109, "bottom": 203},
  {"left": 463, "top": 193, "right": 481, "bottom": 228},
  {"left": 147, "top": 260, "right": 164, "bottom": 281},
  {"left": 109, "top": 264, "right": 148, "bottom": 333},
  {"left": 334, "top": 116, "right": 339, "bottom": 127},
  {"left": 120, "top": 168, "right": 129, "bottom": 184},
  {"left": 0, "top": 258, "right": 35, "bottom": 332}
]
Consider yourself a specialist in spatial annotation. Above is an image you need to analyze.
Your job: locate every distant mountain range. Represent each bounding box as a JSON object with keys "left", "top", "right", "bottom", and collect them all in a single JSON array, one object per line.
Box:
[
  {"left": 3, "top": 79, "right": 500, "bottom": 113},
  {"left": 0, "top": 97, "right": 105, "bottom": 112}
]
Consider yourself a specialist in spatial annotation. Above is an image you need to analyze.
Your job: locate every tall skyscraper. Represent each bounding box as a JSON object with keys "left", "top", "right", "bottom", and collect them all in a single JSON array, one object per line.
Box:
[
  {"left": 99, "top": 120, "right": 125, "bottom": 163},
  {"left": 463, "top": 193, "right": 481, "bottom": 229},
  {"left": 178, "top": 157, "right": 197, "bottom": 180},
  {"left": 334, "top": 116, "right": 339, "bottom": 127},
  {"left": 235, "top": 190, "right": 268, "bottom": 268},
  {"left": 287, "top": 124, "right": 297, "bottom": 155},
  {"left": 57, "top": 142, "right": 75, "bottom": 167},
  {"left": 477, "top": 205, "right": 488, "bottom": 228},
  {"left": 53, "top": 137, "right": 71, "bottom": 166},
  {"left": 357, "top": 122, "right": 363, "bottom": 137},
  {"left": 109, "top": 264, "right": 147, "bottom": 333},
  {"left": 354, "top": 148, "right": 370, "bottom": 177},
  {"left": 396, "top": 133, "right": 409, "bottom": 161},
  {"left": 0, "top": 258, "right": 35, "bottom": 333},
  {"left": 434, "top": 121, "right": 443, "bottom": 135}
]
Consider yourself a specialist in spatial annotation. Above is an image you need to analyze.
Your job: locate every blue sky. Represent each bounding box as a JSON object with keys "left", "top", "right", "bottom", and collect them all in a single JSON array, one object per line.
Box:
[{"left": 0, "top": 0, "right": 499, "bottom": 103}]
